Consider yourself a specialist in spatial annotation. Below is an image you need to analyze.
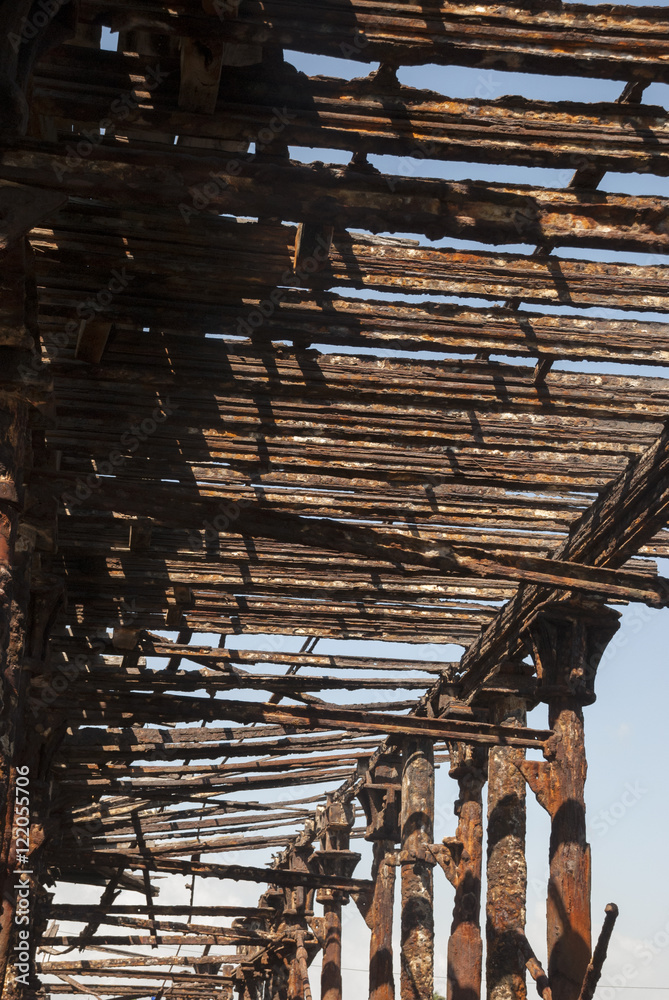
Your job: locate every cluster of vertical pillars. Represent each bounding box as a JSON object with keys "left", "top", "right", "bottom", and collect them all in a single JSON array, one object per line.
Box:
[
  {"left": 358, "top": 604, "right": 618, "bottom": 1000},
  {"left": 254, "top": 604, "right": 617, "bottom": 1000},
  {"left": 363, "top": 717, "right": 581, "bottom": 1000}
]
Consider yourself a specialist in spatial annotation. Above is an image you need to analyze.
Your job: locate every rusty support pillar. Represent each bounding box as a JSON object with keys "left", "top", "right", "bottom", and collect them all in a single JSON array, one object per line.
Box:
[
  {"left": 485, "top": 671, "right": 530, "bottom": 1000},
  {"left": 369, "top": 839, "right": 397, "bottom": 1000},
  {"left": 357, "top": 755, "right": 402, "bottom": 1000},
  {"left": 400, "top": 738, "right": 435, "bottom": 1000},
  {"left": 289, "top": 953, "right": 306, "bottom": 1000},
  {"left": 523, "top": 601, "right": 620, "bottom": 1000},
  {"left": 444, "top": 743, "right": 487, "bottom": 1000},
  {"left": 320, "top": 897, "right": 342, "bottom": 1000},
  {"left": 314, "top": 798, "right": 359, "bottom": 1000},
  {"left": 271, "top": 961, "right": 290, "bottom": 1000}
]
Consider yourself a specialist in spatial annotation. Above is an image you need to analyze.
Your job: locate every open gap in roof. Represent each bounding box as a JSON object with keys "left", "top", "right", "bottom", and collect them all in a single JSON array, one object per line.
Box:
[
  {"left": 368, "top": 154, "right": 572, "bottom": 189},
  {"left": 289, "top": 147, "right": 350, "bottom": 165},
  {"left": 552, "top": 360, "right": 669, "bottom": 379},
  {"left": 646, "top": 81, "right": 669, "bottom": 108},
  {"left": 100, "top": 26, "right": 117, "bottom": 51},
  {"left": 396, "top": 64, "right": 623, "bottom": 104},
  {"left": 326, "top": 286, "right": 503, "bottom": 308},
  {"left": 517, "top": 302, "right": 669, "bottom": 324},
  {"left": 312, "top": 344, "right": 475, "bottom": 361},
  {"left": 554, "top": 245, "right": 668, "bottom": 266},
  {"left": 284, "top": 50, "right": 379, "bottom": 80},
  {"left": 598, "top": 172, "right": 669, "bottom": 198}
]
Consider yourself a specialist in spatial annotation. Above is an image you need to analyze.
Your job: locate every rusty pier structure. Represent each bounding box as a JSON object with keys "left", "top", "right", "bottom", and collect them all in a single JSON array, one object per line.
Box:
[{"left": 0, "top": 1, "right": 668, "bottom": 998}]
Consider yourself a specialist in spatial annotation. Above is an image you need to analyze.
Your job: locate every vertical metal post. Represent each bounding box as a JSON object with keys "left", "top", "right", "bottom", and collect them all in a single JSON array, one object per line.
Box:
[
  {"left": 270, "top": 958, "right": 290, "bottom": 1000},
  {"left": 400, "top": 738, "right": 434, "bottom": 1000},
  {"left": 314, "top": 798, "right": 358, "bottom": 1000},
  {"left": 289, "top": 952, "right": 306, "bottom": 1000},
  {"left": 357, "top": 758, "right": 401, "bottom": 1000},
  {"left": 320, "top": 896, "right": 342, "bottom": 1000},
  {"left": 486, "top": 688, "right": 528, "bottom": 1000},
  {"left": 523, "top": 601, "right": 620, "bottom": 1000},
  {"left": 545, "top": 689, "right": 589, "bottom": 1000},
  {"left": 446, "top": 744, "right": 487, "bottom": 1000},
  {"left": 369, "top": 839, "right": 397, "bottom": 1000}
]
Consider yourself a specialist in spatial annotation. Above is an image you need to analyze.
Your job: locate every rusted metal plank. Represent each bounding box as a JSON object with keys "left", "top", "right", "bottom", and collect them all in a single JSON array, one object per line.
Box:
[
  {"left": 70, "top": 668, "right": 435, "bottom": 693},
  {"left": 80, "top": 0, "right": 669, "bottom": 82},
  {"left": 66, "top": 852, "right": 375, "bottom": 894},
  {"left": 38, "top": 478, "right": 669, "bottom": 604},
  {"left": 2, "top": 140, "right": 669, "bottom": 251},
  {"left": 59, "top": 695, "right": 552, "bottom": 749},
  {"left": 435, "top": 422, "right": 669, "bottom": 707},
  {"left": 31, "top": 208, "right": 669, "bottom": 312},
  {"left": 31, "top": 257, "right": 669, "bottom": 360},
  {"left": 0, "top": 180, "right": 65, "bottom": 250},
  {"left": 38, "top": 349, "right": 669, "bottom": 426},
  {"left": 32, "top": 48, "right": 669, "bottom": 174},
  {"left": 48, "top": 904, "right": 277, "bottom": 919},
  {"left": 97, "top": 640, "right": 454, "bottom": 674}
]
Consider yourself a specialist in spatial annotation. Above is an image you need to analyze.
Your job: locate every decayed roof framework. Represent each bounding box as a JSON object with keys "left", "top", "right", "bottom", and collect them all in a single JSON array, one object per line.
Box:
[{"left": 0, "top": 1, "right": 669, "bottom": 998}]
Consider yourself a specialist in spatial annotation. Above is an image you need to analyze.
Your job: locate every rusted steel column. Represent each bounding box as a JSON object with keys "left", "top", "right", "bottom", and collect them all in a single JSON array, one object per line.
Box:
[
  {"left": 369, "top": 839, "right": 397, "bottom": 1000},
  {"left": 271, "top": 960, "right": 290, "bottom": 1000},
  {"left": 289, "top": 952, "right": 306, "bottom": 1000},
  {"left": 400, "top": 738, "right": 435, "bottom": 1000},
  {"left": 235, "top": 967, "right": 260, "bottom": 1000},
  {"left": 356, "top": 758, "right": 401, "bottom": 1000},
  {"left": 320, "top": 897, "right": 342, "bottom": 1000},
  {"left": 485, "top": 679, "right": 529, "bottom": 1000},
  {"left": 314, "top": 798, "right": 359, "bottom": 1000},
  {"left": 523, "top": 601, "right": 620, "bottom": 1000},
  {"left": 444, "top": 743, "right": 487, "bottom": 1000}
]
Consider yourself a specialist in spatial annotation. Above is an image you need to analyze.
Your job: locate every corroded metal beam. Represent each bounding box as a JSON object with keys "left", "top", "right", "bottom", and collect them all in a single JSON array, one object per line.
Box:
[
  {"left": 31, "top": 212, "right": 669, "bottom": 312},
  {"left": 81, "top": 0, "right": 669, "bottom": 82},
  {"left": 32, "top": 49, "right": 669, "bottom": 175},
  {"left": 438, "top": 421, "right": 669, "bottom": 706},
  {"left": 32, "top": 204, "right": 669, "bottom": 313},
  {"left": 60, "top": 853, "right": 374, "bottom": 894},
  {"left": 2, "top": 141, "right": 669, "bottom": 251},
  {"left": 55, "top": 695, "right": 553, "bottom": 749}
]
